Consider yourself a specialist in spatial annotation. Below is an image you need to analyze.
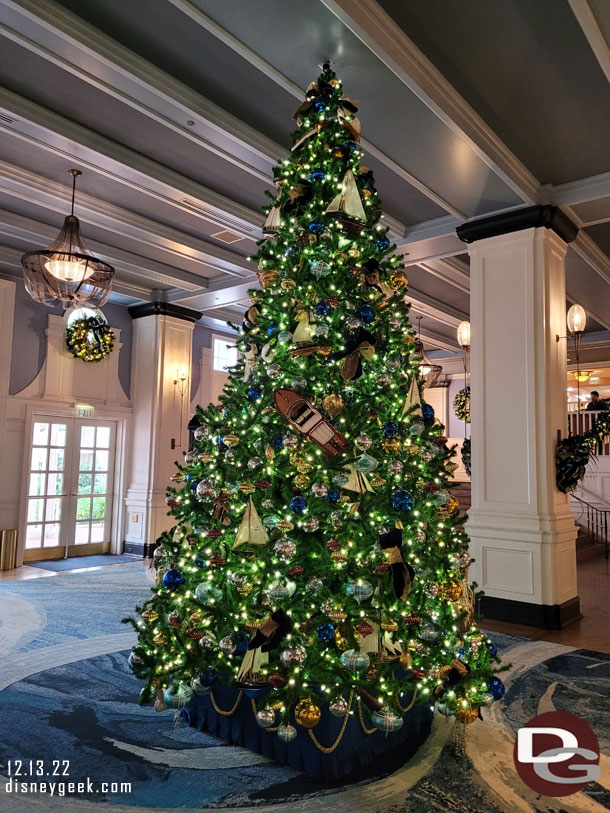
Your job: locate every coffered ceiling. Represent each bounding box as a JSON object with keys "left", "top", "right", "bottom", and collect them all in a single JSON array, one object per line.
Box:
[{"left": 1, "top": 0, "right": 610, "bottom": 350}]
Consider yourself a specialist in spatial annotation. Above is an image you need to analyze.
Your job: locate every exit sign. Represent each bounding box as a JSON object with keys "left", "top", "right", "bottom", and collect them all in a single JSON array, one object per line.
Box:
[{"left": 75, "top": 403, "right": 95, "bottom": 418}]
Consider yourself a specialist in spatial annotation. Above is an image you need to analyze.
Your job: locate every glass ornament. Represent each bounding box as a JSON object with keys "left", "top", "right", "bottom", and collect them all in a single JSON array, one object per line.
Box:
[
  {"left": 268, "top": 581, "right": 293, "bottom": 601},
  {"left": 419, "top": 623, "right": 439, "bottom": 641},
  {"left": 340, "top": 649, "right": 370, "bottom": 673},
  {"left": 303, "top": 517, "right": 320, "bottom": 532},
  {"left": 386, "top": 356, "right": 401, "bottom": 371},
  {"left": 247, "top": 385, "right": 262, "bottom": 401},
  {"left": 376, "top": 372, "right": 392, "bottom": 387},
  {"left": 347, "top": 317, "right": 362, "bottom": 330},
  {"left": 488, "top": 676, "right": 505, "bottom": 700},
  {"left": 433, "top": 490, "right": 451, "bottom": 506},
  {"left": 306, "top": 576, "right": 323, "bottom": 594},
  {"left": 128, "top": 651, "right": 144, "bottom": 671},
  {"left": 356, "top": 304, "right": 374, "bottom": 324},
  {"left": 289, "top": 496, "right": 307, "bottom": 514},
  {"left": 316, "top": 623, "right": 335, "bottom": 641},
  {"left": 310, "top": 260, "right": 331, "bottom": 278},
  {"left": 391, "top": 489, "right": 414, "bottom": 513},
  {"left": 388, "top": 459, "right": 403, "bottom": 475},
  {"left": 256, "top": 708, "right": 276, "bottom": 728},
  {"left": 389, "top": 316, "right": 401, "bottom": 329},
  {"left": 183, "top": 451, "right": 197, "bottom": 465},
  {"left": 329, "top": 696, "right": 349, "bottom": 717},
  {"left": 313, "top": 98, "right": 327, "bottom": 112},
  {"left": 283, "top": 434, "right": 298, "bottom": 449},
  {"left": 314, "top": 323, "right": 330, "bottom": 338},
  {"left": 267, "top": 363, "right": 281, "bottom": 379},
  {"left": 315, "top": 300, "right": 330, "bottom": 317},
  {"left": 345, "top": 579, "right": 374, "bottom": 603},
  {"left": 355, "top": 434, "right": 372, "bottom": 451},
  {"left": 277, "top": 724, "right": 297, "bottom": 742},
  {"left": 194, "top": 425, "right": 209, "bottom": 441},
  {"left": 248, "top": 457, "right": 262, "bottom": 469},
  {"left": 409, "top": 421, "right": 425, "bottom": 436},
  {"left": 198, "top": 631, "right": 216, "bottom": 651},
  {"left": 481, "top": 692, "right": 495, "bottom": 707},
  {"left": 195, "top": 582, "right": 222, "bottom": 603},
  {"left": 376, "top": 235, "right": 390, "bottom": 250},
  {"left": 278, "top": 331, "right": 293, "bottom": 345},
  {"left": 291, "top": 376, "right": 307, "bottom": 390},
  {"left": 263, "top": 515, "right": 281, "bottom": 529},
  {"left": 153, "top": 545, "right": 165, "bottom": 561},
  {"left": 162, "top": 568, "right": 184, "bottom": 590},
  {"left": 355, "top": 454, "right": 378, "bottom": 472},
  {"left": 312, "top": 482, "right": 328, "bottom": 497},
  {"left": 219, "top": 635, "right": 236, "bottom": 655},
  {"left": 371, "top": 706, "right": 403, "bottom": 733},
  {"left": 281, "top": 644, "right": 306, "bottom": 666},
  {"left": 163, "top": 684, "right": 194, "bottom": 708},
  {"left": 295, "top": 698, "right": 321, "bottom": 728},
  {"left": 274, "top": 537, "right": 297, "bottom": 560},
  {"left": 332, "top": 472, "right": 349, "bottom": 487},
  {"left": 421, "top": 402, "right": 435, "bottom": 421}
]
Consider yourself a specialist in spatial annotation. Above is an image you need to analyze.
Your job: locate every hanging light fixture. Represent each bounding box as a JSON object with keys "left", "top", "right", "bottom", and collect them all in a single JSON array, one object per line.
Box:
[
  {"left": 21, "top": 169, "right": 114, "bottom": 308},
  {"left": 414, "top": 316, "right": 443, "bottom": 386},
  {"left": 456, "top": 321, "right": 471, "bottom": 351}
]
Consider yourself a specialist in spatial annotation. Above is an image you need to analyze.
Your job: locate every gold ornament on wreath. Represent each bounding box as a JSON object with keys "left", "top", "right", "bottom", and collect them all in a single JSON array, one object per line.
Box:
[{"left": 65, "top": 312, "right": 115, "bottom": 362}]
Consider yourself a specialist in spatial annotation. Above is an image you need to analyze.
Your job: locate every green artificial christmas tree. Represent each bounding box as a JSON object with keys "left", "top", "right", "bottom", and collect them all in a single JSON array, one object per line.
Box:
[{"left": 126, "top": 62, "right": 503, "bottom": 747}]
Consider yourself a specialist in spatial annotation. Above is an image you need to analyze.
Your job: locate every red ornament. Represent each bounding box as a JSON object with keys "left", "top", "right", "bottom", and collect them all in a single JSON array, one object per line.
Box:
[
  {"left": 411, "top": 667, "right": 427, "bottom": 679},
  {"left": 288, "top": 566, "right": 304, "bottom": 577},
  {"left": 255, "top": 479, "right": 272, "bottom": 490},
  {"left": 207, "top": 529, "right": 222, "bottom": 539},
  {"left": 326, "top": 297, "right": 340, "bottom": 307},
  {"left": 374, "top": 563, "right": 391, "bottom": 574},
  {"left": 422, "top": 483, "right": 440, "bottom": 495},
  {"left": 186, "top": 628, "right": 205, "bottom": 640},
  {"left": 434, "top": 436, "right": 448, "bottom": 446},
  {"left": 209, "top": 554, "right": 226, "bottom": 567},
  {"left": 165, "top": 497, "right": 180, "bottom": 509},
  {"left": 297, "top": 234, "right": 310, "bottom": 246},
  {"left": 326, "top": 538, "right": 341, "bottom": 551},
  {"left": 269, "top": 673, "right": 287, "bottom": 689},
  {"left": 355, "top": 622, "right": 374, "bottom": 637},
  {"left": 365, "top": 667, "right": 378, "bottom": 681},
  {"left": 168, "top": 615, "right": 182, "bottom": 628},
  {"left": 298, "top": 621, "right": 310, "bottom": 633},
  {"left": 403, "top": 614, "right": 421, "bottom": 627}
]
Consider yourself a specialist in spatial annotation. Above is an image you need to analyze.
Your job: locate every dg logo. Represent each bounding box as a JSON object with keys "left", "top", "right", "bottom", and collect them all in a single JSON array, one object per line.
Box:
[{"left": 513, "top": 711, "right": 601, "bottom": 797}]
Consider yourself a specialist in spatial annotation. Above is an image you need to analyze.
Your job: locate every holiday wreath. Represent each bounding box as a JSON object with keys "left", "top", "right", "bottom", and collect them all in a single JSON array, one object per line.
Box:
[
  {"left": 65, "top": 315, "right": 115, "bottom": 362},
  {"left": 453, "top": 386, "right": 470, "bottom": 423}
]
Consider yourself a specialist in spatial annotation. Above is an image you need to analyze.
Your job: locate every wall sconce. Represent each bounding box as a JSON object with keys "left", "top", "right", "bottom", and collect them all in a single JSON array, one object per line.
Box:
[
  {"left": 456, "top": 320, "right": 471, "bottom": 352},
  {"left": 560, "top": 304, "right": 587, "bottom": 406},
  {"left": 172, "top": 366, "right": 189, "bottom": 449}
]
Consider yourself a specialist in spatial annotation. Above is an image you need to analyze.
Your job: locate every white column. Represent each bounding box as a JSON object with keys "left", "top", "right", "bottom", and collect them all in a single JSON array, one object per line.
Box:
[
  {"left": 464, "top": 219, "right": 579, "bottom": 627},
  {"left": 124, "top": 305, "right": 198, "bottom": 554},
  {"left": 0, "top": 279, "right": 16, "bottom": 537}
]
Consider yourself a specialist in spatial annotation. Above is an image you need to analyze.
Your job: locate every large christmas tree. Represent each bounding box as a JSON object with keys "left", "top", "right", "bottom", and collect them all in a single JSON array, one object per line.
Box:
[{"left": 126, "top": 62, "right": 503, "bottom": 742}]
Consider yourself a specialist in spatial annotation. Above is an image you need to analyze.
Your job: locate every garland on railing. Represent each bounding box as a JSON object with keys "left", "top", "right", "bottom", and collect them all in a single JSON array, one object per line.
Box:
[
  {"left": 556, "top": 408, "right": 610, "bottom": 493},
  {"left": 453, "top": 386, "right": 470, "bottom": 423},
  {"left": 461, "top": 437, "right": 471, "bottom": 478},
  {"left": 65, "top": 316, "right": 115, "bottom": 362}
]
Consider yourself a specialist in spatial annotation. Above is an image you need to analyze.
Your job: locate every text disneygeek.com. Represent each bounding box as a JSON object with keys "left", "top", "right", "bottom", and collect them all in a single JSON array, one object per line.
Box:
[{"left": 4, "top": 761, "right": 131, "bottom": 798}]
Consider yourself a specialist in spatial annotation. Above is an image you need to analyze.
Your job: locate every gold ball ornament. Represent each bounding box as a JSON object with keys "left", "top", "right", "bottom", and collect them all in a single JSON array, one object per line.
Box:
[
  {"left": 295, "top": 698, "right": 321, "bottom": 729},
  {"left": 223, "top": 433, "right": 239, "bottom": 447},
  {"left": 446, "top": 496, "right": 460, "bottom": 514},
  {"left": 296, "top": 459, "right": 313, "bottom": 474},
  {"left": 294, "top": 473, "right": 311, "bottom": 489},
  {"left": 152, "top": 632, "right": 167, "bottom": 645},
  {"left": 456, "top": 707, "right": 479, "bottom": 725},
  {"left": 305, "top": 291, "right": 316, "bottom": 301},
  {"left": 389, "top": 270, "right": 409, "bottom": 291},
  {"left": 334, "top": 149, "right": 343, "bottom": 158},
  {"left": 334, "top": 629, "right": 349, "bottom": 650},
  {"left": 440, "top": 580, "right": 463, "bottom": 601},
  {"left": 361, "top": 188, "right": 372, "bottom": 199},
  {"left": 142, "top": 608, "right": 158, "bottom": 623},
  {"left": 322, "top": 393, "right": 345, "bottom": 418},
  {"left": 381, "top": 438, "right": 401, "bottom": 453},
  {"left": 281, "top": 278, "right": 296, "bottom": 291}
]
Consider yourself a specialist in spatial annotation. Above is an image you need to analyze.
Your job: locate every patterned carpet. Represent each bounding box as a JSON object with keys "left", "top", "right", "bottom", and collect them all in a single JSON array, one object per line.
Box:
[{"left": 0, "top": 563, "right": 608, "bottom": 812}]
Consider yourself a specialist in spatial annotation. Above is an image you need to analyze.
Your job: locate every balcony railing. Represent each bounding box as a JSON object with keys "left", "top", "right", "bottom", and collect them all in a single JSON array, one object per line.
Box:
[
  {"left": 571, "top": 493, "right": 609, "bottom": 558},
  {"left": 567, "top": 411, "right": 610, "bottom": 455}
]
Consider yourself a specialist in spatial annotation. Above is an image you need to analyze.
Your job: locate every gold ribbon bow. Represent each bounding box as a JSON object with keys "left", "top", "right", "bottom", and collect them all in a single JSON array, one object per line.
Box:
[{"left": 341, "top": 341, "right": 375, "bottom": 381}]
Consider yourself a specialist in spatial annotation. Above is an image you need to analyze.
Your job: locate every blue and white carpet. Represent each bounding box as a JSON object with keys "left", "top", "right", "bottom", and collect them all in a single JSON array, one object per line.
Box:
[{"left": 0, "top": 563, "right": 608, "bottom": 812}]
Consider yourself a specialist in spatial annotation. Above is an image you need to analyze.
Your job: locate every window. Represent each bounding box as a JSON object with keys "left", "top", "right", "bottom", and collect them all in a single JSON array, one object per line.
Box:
[{"left": 213, "top": 336, "right": 238, "bottom": 372}]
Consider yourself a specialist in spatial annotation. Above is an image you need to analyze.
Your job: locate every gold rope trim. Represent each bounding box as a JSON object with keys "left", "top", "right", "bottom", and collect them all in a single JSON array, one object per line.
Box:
[
  {"left": 357, "top": 698, "right": 377, "bottom": 734},
  {"left": 307, "top": 692, "right": 354, "bottom": 753},
  {"left": 397, "top": 688, "right": 418, "bottom": 713},
  {"left": 210, "top": 689, "right": 243, "bottom": 716}
]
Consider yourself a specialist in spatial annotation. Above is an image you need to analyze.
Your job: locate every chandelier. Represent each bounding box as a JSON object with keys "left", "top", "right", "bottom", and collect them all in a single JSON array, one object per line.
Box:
[
  {"left": 21, "top": 169, "right": 114, "bottom": 308},
  {"left": 414, "top": 316, "right": 443, "bottom": 386}
]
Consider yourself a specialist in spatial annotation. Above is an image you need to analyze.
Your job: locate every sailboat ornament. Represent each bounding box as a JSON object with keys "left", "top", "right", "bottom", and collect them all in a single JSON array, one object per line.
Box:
[
  {"left": 324, "top": 169, "right": 367, "bottom": 233},
  {"left": 233, "top": 497, "right": 269, "bottom": 548}
]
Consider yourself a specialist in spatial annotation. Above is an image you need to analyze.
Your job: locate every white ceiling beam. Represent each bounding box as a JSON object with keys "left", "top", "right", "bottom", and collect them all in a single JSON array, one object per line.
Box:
[
  {"left": 0, "top": 90, "right": 263, "bottom": 240},
  {"left": 417, "top": 326, "right": 460, "bottom": 353},
  {"left": 568, "top": 0, "right": 610, "bottom": 85},
  {"left": 1, "top": 0, "right": 279, "bottom": 182},
  {"left": 406, "top": 287, "right": 468, "bottom": 328},
  {"left": 166, "top": 0, "right": 464, "bottom": 222},
  {"left": 0, "top": 161, "right": 250, "bottom": 279},
  {"left": 320, "top": 0, "right": 540, "bottom": 205},
  {"left": 0, "top": 209, "right": 204, "bottom": 291},
  {"left": 168, "top": 281, "right": 255, "bottom": 311},
  {"left": 548, "top": 171, "right": 610, "bottom": 209}
]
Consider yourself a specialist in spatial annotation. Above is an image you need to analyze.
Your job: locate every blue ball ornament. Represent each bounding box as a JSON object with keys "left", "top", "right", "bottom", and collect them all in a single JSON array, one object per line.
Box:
[
  {"left": 391, "top": 489, "right": 414, "bottom": 512},
  {"left": 247, "top": 385, "right": 262, "bottom": 401},
  {"left": 267, "top": 323, "right": 279, "bottom": 337},
  {"left": 310, "top": 167, "right": 326, "bottom": 182},
  {"left": 235, "top": 633, "right": 249, "bottom": 655},
  {"left": 488, "top": 676, "right": 505, "bottom": 700},
  {"left": 487, "top": 642, "right": 498, "bottom": 658},
  {"left": 376, "top": 235, "right": 390, "bottom": 251},
  {"left": 316, "top": 623, "right": 335, "bottom": 642},
  {"left": 356, "top": 304, "right": 375, "bottom": 324},
  {"left": 200, "top": 668, "right": 217, "bottom": 687},
  {"left": 272, "top": 435, "right": 284, "bottom": 450},
  {"left": 162, "top": 568, "right": 184, "bottom": 590},
  {"left": 313, "top": 98, "right": 327, "bottom": 112},
  {"left": 383, "top": 421, "right": 399, "bottom": 437},
  {"left": 327, "top": 489, "right": 340, "bottom": 503},
  {"left": 289, "top": 496, "right": 307, "bottom": 514},
  {"left": 308, "top": 221, "right": 325, "bottom": 235},
  {"left": 315, "top": 300, "right": 331, "bottom": 317},
  {"left": 193, "top": 554, "right": 206, "bottom": 569},
  {"left": 421, "top": 402, "right": 435, "bottom": 421}
]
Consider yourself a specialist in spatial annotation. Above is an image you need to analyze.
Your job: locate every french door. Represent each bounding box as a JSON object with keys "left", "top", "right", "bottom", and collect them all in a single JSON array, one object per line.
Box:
[{"left": 23, "top": 416, "right": 116, "bottom": 562}]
